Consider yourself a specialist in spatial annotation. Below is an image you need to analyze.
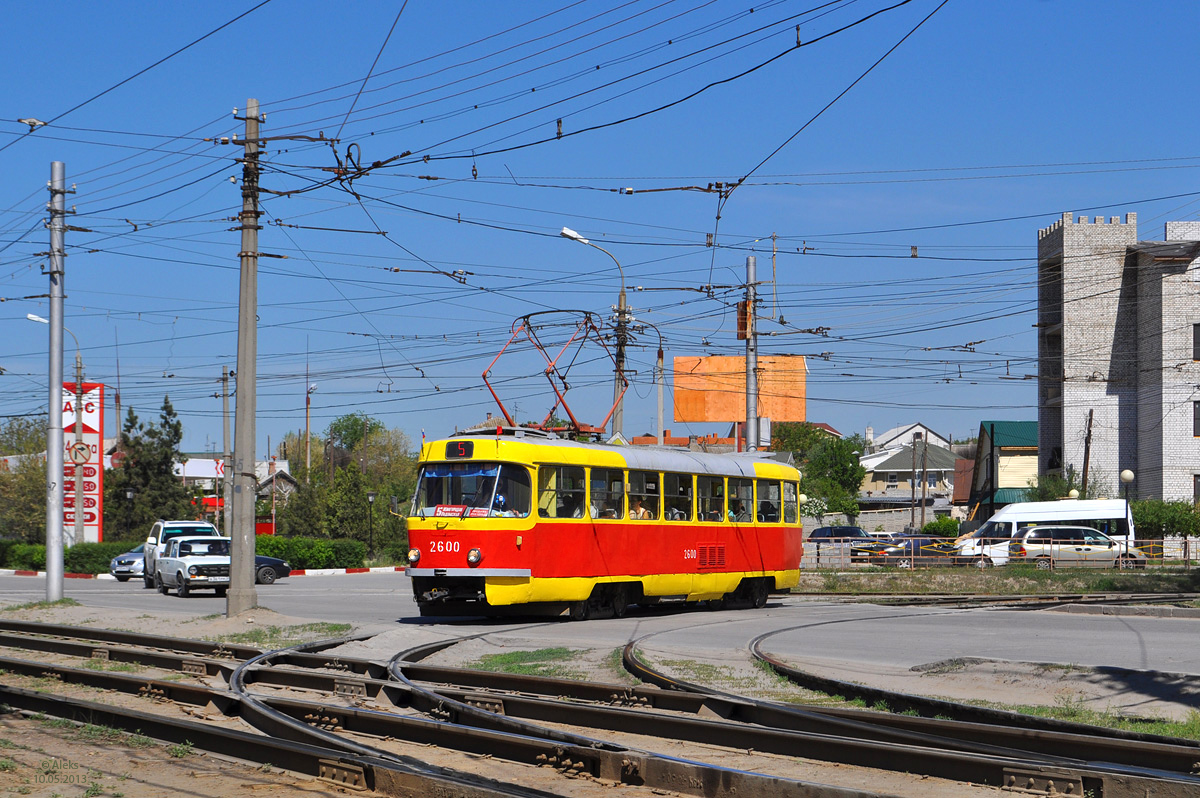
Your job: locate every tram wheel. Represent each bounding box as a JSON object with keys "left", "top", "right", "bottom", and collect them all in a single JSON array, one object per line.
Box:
[
  {"left": 569, "top": 600, "right": 591, "bottom": 621},
  {"left": 750, "top": 580, "right": 769, "bottom": 609}
]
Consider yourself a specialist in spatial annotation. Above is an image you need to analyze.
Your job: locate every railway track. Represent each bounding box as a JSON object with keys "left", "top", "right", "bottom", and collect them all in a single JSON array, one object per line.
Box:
[{"left": 0, "top": 619, "right": 1196, "bottom": 797}]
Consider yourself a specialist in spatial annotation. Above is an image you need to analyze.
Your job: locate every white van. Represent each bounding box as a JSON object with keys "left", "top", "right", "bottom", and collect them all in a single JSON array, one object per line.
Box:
[{"left": 956, "top": 500, "right": 1135, "bottom": 567}]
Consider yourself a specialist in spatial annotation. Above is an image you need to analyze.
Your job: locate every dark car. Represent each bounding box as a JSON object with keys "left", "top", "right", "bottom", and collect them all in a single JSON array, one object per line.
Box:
[
  {"left": 870, "top": 536, "right": 964, "bottom": 568},
  {"left": 806, "top": 525, "right": 893, "bottom": 563},
  {"left": 255, "top": 555, "right": 291, "bottom": 584}
]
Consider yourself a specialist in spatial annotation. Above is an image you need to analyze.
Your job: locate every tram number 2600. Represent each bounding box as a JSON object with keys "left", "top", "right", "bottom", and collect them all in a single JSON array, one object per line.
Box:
[
  {"left": 682, "top": 549, "right": 697, "bottom": 560},
  {"left": 430, "top": 540, "right": 461, "bottom": 553}
]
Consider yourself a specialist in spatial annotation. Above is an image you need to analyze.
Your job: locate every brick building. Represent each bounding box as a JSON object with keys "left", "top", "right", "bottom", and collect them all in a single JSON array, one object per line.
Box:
[{"left": 1036, "top": 212, "right": 1200, "bottom": 500}]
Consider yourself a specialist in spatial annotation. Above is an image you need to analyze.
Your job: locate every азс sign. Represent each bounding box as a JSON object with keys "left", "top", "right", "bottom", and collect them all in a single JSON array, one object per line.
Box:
[{"left": 63, "top": 382, "right": 104, "bottom": 543}]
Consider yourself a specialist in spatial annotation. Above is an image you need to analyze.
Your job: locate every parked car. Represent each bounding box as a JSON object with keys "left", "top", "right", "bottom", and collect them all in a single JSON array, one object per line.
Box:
[
  {"left": 1008, "top": 525, "right": 1146, "bottom": 570},
  {"left": 955, "top": 520, "right": 1022, "bottom": 567},
  {"left": 109, "top": 543, "right": 145, "bottom": 582},
  {"left": 870, "top": 536, "right": 965, "bottom": 568},
  {"left": 254, "top": 555, "right": 291, "bottom": 584},
  {"left": 806, "top": 525, "right": 893, "bottom": 564}
]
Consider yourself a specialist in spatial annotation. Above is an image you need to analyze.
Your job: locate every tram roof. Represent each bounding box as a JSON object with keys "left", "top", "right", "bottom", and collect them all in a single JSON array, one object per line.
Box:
[{"left": 443, "top": 428, "right": 795, "bottom": 478}]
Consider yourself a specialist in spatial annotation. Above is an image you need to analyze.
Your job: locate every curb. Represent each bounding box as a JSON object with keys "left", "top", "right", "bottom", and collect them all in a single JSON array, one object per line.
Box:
[{"left": 1, "top": 566, "right": 407, "bottom": 580}]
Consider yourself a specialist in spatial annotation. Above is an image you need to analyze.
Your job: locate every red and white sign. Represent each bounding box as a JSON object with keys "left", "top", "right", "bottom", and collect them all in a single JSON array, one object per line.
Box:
[{"left": 62, "top": 382, "right": 104, "bottom": 543}]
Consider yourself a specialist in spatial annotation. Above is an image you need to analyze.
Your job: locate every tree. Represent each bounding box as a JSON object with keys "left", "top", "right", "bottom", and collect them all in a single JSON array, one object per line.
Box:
[
  {"left": 0, "top": 455, "right": 47, "bottom": 542},
  {"left": 276, "top": 480, "right": 329, "bottom": 538},
  {"left": 800, "top": 435, "right": 866, "bottom": 521},
  {"left": 770, "top": 422, "right": 829, "bottom": 460},
  {"left": 327, "top": 413, "right": 385, "bottom": 453},
  {"left": 327, "top": 462, "right": 369, "bottom": 544},
  {"left": 277, "top": 429, "right": 327, "bottom": 488},
  {"left": 0, "top": 416, "right": 47, "bottom": 455},
  {"left": 1025, "top": 465, "right": 1104, "bottom": 503},
  {"left": 103, "top": 397, "right": 194, "bottom": 542}
]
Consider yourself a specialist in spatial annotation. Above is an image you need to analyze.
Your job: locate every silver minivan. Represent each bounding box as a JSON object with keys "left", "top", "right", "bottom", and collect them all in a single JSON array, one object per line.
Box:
[{"left": 1008, "top": 525, "right": 1146, "bottom": 569}]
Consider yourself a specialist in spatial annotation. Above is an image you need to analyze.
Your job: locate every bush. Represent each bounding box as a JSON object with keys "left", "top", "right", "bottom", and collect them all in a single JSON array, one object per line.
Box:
[
  {"left": 329, "top": 538, "right": 366, "bottom": 569},
  {"left": 378, "top": 542, "right": 409, "bottom": 566},
  {"left": 921, "top": 516, "right": 961, "bottom": 537},
  {"left": 1131, "top": 500, "right": 1200, "bottom": 538},
  {"left": 65, "top": 542, "right": 131, "bottom": 574},
  {"left": 6, "top": 544, "right": 46, "bottom": 571}
]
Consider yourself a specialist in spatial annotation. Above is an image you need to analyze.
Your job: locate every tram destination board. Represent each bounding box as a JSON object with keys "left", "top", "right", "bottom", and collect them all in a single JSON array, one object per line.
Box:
[{"left": 446, "top": 440, "right": 474, "bottom": 459}]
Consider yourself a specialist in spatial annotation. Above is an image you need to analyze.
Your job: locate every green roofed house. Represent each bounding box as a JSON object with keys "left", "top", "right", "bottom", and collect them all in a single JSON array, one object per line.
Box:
[{"left": 968, "top": 420, "right": 1037, "bottom": 520}]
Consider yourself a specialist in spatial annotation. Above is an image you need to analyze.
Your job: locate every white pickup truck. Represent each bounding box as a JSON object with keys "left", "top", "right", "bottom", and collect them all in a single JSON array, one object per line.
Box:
[{"left": 154, "top": 535, "right": 231, "bottom": 597}]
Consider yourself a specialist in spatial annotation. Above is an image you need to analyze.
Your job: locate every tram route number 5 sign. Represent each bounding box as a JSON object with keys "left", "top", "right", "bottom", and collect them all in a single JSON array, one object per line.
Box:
[{"left": 62, "top": 382, "right": 105, "bottom": 544}]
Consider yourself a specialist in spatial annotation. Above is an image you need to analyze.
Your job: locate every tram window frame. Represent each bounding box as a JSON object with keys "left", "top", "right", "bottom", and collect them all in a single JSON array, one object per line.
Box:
[
  {"left": 782, "top": 480, "right": 801, "bottom": 523},
  {"left": 728, "top": 478, "right": 753, "bottom": 523},
  {"left": 493, "top": 463, "right": 532, "bottom": 517},
  {"left": 664, "top": 473, "right": 693, "bottom": 521},
  {"left": 537, "top": 465, "right": 586, "bottom": 519},
  {"left": 590, "top": 468, "right": 625, "bottom": 520},
  {"left": 697, "top": 476, "right": 726, "bottom": 522},
  {"left": 628, "top": 470, "right": 659, "bottom": 520},
  {"left": 756, "top": 479, "right": 781, "bottom": 523}
]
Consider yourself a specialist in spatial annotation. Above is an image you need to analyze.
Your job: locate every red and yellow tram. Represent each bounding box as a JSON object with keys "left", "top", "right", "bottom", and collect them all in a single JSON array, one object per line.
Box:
[{"left": 405, "top": 428, "right": 803, "bottom": 618}]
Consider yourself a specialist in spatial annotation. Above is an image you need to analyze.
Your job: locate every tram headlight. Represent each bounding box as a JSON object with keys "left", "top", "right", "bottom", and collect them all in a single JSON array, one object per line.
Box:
[
  {"left": 407, "top": 548, "right": 421, "bottom": 565},
  {"left": 467, "top": 547, "right": 482, "bottom": 565}
]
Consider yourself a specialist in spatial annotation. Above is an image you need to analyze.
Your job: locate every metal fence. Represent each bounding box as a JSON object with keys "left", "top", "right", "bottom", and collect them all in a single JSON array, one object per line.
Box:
[{"left": 799, "top": 536, "right": 1194, "bottom": 570}]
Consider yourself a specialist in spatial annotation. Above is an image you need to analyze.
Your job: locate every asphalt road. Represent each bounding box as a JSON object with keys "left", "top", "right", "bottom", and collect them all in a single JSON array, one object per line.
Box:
[{"left": 2, "top": 574, "right": 1197, "bottom": 676}]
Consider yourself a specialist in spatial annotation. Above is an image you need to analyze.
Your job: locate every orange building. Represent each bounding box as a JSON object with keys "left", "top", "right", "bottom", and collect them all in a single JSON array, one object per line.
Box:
[{"left": 673, "top": 355, "right": 806, "bottom": 423}]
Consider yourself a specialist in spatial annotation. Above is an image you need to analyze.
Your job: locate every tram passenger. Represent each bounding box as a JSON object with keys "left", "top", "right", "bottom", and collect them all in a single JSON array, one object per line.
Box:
[
  {"left": 729, "top": 500, "right": 751, "bottom": 523},
  {"left": 630, "top": 496, "right": 651, "bottom": 520}
]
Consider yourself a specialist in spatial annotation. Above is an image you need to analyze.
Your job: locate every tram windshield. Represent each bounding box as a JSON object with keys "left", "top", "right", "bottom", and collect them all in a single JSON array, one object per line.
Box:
[{"left": 413, "top": 462, "right": 532, "bottom": 518}]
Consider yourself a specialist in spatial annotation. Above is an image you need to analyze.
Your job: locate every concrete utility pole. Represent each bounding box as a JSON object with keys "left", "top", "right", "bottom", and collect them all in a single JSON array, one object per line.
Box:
[
  {"left": 229, "top": 100, "right": 262, "bottom": 616},
  {"left": 920, "top": 438, "right": 928, "bottom": 528},
  {"left": 44, "top": 162, "right": 68, "bottom": 601},
  {"left": 221, "top": 367, "right": 232, "bottom": 536},
  {"left": 745, "top": 256, "right": 759, "bottom": 451}
]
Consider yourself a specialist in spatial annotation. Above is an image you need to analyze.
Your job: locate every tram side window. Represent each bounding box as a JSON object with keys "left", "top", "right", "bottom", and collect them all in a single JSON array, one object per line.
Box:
[
  {"left": 756, "top": 479, "right": 781, "bottom": 523},
  {"left": 493, "top": 464, "right": 532, "bottom": 517},
  {"left": 728, "top": 478, "right": 753, "bottom": 522},
  {"left": 783, "top": 482, "right": 798, "bottom": 524},
  {"left": 538, "top": 465, "right": 586, "bottom": 518},
  {"left": 591, "top": 468, "right": 625, "bottom": 519},
  {"left": 664, "top": 473, "right": 693, "bottom": 521},
  {"left": 697, "top": 476, "right": 725, "bottom": 522},
  {"left": 628, "top": 470, "right": 659, "bottom": 520}
]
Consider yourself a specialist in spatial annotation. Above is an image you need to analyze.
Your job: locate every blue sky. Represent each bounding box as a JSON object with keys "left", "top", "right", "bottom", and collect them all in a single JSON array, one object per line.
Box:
[{"left": 3, "top": 0, "right": 1199, "bottom": 457}]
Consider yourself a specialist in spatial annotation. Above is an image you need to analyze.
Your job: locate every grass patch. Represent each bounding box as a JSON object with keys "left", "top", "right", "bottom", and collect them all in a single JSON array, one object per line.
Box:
[
  {"left": 166, "top": 741, "right": 194, "bottom": 758},
  {"left": 2, "top": 598, "right": 81, "bottom": 612},
  {"left": 605, "top": 648, "right": 638, "bottom": 685},
  {"left": 206, "top": 622, "right": 352, "bottom": 649},
  {"left": 964, "top": 699, "right": 1200, "bottom": 741},
  {"left": 464, "top": 648, "right": 588, "bottom": 680},
  {"left": 82, "top": 659, "right": 140, "bottom": 674},
  {"left": 0, "top": 758, "right": 16, "bottom": 772},
  {"left": 793, "top": 564, "right": 1200, "bottom": 596}
]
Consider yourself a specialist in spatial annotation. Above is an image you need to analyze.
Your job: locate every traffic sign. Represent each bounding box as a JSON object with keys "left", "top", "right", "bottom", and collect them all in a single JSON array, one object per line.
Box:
[{"left": 68, "top": 442, "right": 92, "bottom": 465}]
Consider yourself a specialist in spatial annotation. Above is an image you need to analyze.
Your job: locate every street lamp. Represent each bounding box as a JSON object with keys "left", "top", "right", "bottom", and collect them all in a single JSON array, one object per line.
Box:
[
  {"left": 1119, "top": 470, "right": 1135, "bottom": 567},
  {"left": 366, "top": 491, "right": 377, "bottom": 558},
  {"left": 29, "top": 314, "right": 86, "bottom": 549},
  {"left": 560, "top": 227, "right": 629, "bottom": 438},
  {"left": 125, "top": 489, "right": 134, "bottom": 539}
]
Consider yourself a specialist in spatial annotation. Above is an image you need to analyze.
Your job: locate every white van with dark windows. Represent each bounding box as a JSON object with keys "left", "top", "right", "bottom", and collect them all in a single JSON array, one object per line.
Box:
[{"left": 956, "top": 499, "right": 1135, "bottom": 567}]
